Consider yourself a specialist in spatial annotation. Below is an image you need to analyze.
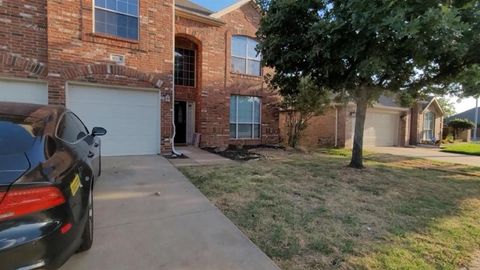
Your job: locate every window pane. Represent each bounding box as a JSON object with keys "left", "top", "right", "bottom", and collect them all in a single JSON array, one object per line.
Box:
[
  {"left": 237, "top": 96, "right": 253, "bottom": 123},
  {"left": 232, "top": 36, "right": 247, "bottom": 57},
  {"left": 238, "top": 124, "right": 252, "bottom": 138},
  {"left": 95, "top": 9, "right": 138, "bottom": 39},
  {"left": 230, "top": 124, "right": 237, "bottom": 138},
  {"left": 117, "top": 0, "right": 128, "bottom": 13},
  {"left": 247, "top": 38, "right": 260, "bottom": 60},
  {"left": 175, "top": 48, "right": 196, "bottom": 87},
  {"left": 106, "top": 0, "right": 116, "bottom": 10},
  {"left": 254, "top": 124, "right": 260, "bottom": 138},
  {"left": 231, "top": 57, "right": 246, "bottom": 74},
  {"left": 247, "top": 60, "right": 261, "bottom": 76},
  {"left": 253, "top": 97, "right": 260, "bottom": 123},
  {"left": 95, "top": 0, "right": 106, "bottom": 8},
  {"left": 97, "top": 0, "right": 138, "bottom": 16},
  {"left": 230, "top": 96, "right": 237, "bottom": 123},
  {"left": 95, "top": 21, "right": 106, "bottom": 33},
  {"left": 128, "top": 3, "right": 138, "bottom": 16},
  {"left": 96, "top": 9, "right": 106, "bottom": 22},
  {"left": 106, "top": 23, "right": 116, "bottom": 35}
]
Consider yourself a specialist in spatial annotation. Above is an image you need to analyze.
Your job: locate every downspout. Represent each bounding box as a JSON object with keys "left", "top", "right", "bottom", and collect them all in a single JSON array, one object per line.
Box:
[
  {"left": 170, "top": 4, "right": 182, "bottom": 156},
  {"left": 334, "top": 106, "right": 338, "bottom": 147}
]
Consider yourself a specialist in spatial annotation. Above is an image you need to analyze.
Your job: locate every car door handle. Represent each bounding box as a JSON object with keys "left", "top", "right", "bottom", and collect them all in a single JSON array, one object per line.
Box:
[
  {"left": 88, "top": 151, "right": 95, "bottom": 158},
  {"left": 94, "top": 143, "right": 99, "bottom": 148}
]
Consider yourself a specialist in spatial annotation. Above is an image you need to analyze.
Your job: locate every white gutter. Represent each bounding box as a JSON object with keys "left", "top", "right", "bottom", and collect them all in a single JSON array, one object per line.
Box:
[{"left": 170, "top": 3, "right": 181, "bottom": 156}]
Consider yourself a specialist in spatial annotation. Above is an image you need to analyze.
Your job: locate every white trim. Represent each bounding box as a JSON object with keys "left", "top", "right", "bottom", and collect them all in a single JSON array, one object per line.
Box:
[
  {"left": 0, "top": 76, "right": 48, "bottom": 84},
  {"left": 175, "top": 7, "right": 225, "bottom": 26},
  {"left": 421, "top": 97, "right": 444, "bottom": 115},
  {"left": 211, "top": 0, "right": 256, "bottom": 18}
]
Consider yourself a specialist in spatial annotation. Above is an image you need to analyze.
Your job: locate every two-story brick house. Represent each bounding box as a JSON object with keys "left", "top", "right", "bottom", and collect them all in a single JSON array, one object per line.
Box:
[{"left": 0, "top": 0, "right": 280, "bottom": 156}]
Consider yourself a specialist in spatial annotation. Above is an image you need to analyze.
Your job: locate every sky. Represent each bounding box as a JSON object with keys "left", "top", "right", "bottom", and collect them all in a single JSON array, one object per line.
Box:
[
  {"left": 190, "top": 0, "right": 238, "bottom": 12},
  {"left": 447, "top": 96, "right": 479, "bottom": 115}
]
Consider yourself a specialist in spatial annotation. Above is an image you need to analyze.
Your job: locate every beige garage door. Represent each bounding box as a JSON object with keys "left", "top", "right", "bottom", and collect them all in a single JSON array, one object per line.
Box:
[{"left": 363, "top": 110, "right": 399, "bottom": 146}]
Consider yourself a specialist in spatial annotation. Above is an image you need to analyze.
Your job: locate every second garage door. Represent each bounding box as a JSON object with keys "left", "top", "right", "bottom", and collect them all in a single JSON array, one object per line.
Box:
[
  {"left": 0, "top": 79, "right": 48, "bottom": 104},
  {"left": 67, "top": 84, "right": 160, "bottom": 156},
  {"left": 363, "top": 110, "right": 399, "bottom": 146}
]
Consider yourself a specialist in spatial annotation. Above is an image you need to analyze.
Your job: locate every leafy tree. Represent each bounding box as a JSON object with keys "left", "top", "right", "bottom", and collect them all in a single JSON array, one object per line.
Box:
[
  {"left": 448, "top": 118, "right": 475, "bottom": 139},
  {"left": 281, "top": 76, "right": 330, "bottom": 148},
  {"left": 257, "top": 0, "right": 480, "bottom": 168},
  {"left": 437, "top": 97, "right": 456, "bottom": 117}
]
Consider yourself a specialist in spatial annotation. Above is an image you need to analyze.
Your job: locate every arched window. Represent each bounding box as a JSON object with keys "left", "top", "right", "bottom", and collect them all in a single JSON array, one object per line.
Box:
[
  {"left": 424, "top": 112, "right": 435, "bottom": 141},
  {"left": 231, "top": 36, "right": 261, "bottom": 76}
]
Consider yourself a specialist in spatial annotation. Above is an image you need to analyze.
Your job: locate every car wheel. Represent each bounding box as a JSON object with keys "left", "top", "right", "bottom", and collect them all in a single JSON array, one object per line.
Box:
[{"left": 77, "top": 189, "right": 94, "bottom": 252}]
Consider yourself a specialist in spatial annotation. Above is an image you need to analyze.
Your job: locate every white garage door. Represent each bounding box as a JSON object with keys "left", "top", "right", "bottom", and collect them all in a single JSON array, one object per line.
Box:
[
  {"left": 67, "top": 84, "right": 160, "bottom": 156},
  {"left": 0, "top": 79, "right": 48, "bottom": 104},
  {"left": 363, "top": 110, "right": 399, "bottom": 146}
]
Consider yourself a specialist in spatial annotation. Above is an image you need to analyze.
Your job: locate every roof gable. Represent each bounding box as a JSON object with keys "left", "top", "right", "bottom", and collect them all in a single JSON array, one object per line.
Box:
[
  {"left": 211, "top": 0, "right": 260, "bottom": 18},
  {"left": 421, "top": 97, "right": 444, "bottom": 116},
  {"left": 175, "top": 0, "right": 213, "bottom": 16}
]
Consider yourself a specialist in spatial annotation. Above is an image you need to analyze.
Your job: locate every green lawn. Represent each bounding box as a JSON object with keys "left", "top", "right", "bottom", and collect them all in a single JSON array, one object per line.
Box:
[
  {"left": 441, "top": 142, "right": 480, "bottom": 156},
  {"left": 180, "top": 149, "right": 480, "bottom": 270}
]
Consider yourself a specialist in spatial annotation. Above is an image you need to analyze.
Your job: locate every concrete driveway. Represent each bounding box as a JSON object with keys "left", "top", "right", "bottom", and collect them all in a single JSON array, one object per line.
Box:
[
  {"left": 61, "top": 156, "right": 279, "bottom": 270},
  {"left": 368, "top": 146, "right": 480, "bottom": 167}
]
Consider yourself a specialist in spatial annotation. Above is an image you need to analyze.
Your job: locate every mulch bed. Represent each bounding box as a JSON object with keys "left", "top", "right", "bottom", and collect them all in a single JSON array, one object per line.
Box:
[{"left": 203, "top": 144, "right": 284, "bottom": 161}]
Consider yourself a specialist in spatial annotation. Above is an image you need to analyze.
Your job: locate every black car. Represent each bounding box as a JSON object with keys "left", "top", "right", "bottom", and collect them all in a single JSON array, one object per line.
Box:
[{"left": 0, "top": 102, "right": 106, "bottom": 270}]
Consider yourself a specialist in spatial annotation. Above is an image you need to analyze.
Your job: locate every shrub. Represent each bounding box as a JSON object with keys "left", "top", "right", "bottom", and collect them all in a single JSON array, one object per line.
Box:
[{"left": 448, "top": 118, "right": 475, "bottom": 139}]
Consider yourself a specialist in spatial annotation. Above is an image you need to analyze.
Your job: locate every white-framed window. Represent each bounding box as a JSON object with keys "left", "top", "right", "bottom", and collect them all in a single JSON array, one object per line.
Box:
[
  {"left": 230, "top": 95, "right": 261, "bottom": 139},
  {"left": 231, "top": 36, "right": 261, "bottom": 76},
  {"left": 424, "top": 112, "right": 435, "bottom": 141},
  {"left": 94, "top": 0, "right": 139, "bottom": 40}
]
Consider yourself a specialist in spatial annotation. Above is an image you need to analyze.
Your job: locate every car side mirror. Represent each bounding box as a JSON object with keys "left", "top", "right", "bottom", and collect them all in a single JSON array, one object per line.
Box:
[{"left": 91, "top": 127, "right": 107, "bottom": 137}]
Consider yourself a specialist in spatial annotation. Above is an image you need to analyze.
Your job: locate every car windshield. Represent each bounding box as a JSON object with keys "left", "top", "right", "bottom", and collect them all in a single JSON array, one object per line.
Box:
[{"left": 0, "top": 114, "right": 45, "bottom": 155}]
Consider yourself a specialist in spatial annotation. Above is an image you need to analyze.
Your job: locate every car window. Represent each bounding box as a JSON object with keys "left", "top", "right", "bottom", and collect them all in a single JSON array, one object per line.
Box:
[
  {"left": 0, "top": 114, "right": 44, "bottom": 155},
  {"left": 56, "top": 112, "right": 89, "bottom": 143}
]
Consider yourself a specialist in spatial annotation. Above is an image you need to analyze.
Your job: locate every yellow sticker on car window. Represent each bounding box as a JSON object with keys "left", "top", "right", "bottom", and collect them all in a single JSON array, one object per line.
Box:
[{"left": 70, "top": 174, "right": 81, "bottom": 196}]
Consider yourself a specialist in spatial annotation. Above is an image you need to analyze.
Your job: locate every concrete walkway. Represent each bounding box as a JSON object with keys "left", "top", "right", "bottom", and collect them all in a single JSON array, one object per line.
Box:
[
  {"left": 169, "top": 146, "right": 235, "bottom": 167},
  {"left": 61, "top": 156, "right": 279, "bottom": 270},
  {"left": 367, "top": 146, "right": 480, "bottom": 167}
]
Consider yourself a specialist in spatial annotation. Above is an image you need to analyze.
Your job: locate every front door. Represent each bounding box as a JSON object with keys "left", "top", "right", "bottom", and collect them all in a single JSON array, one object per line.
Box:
[{"left": 174, "top": 101, "right": 187, "bottom": 144}]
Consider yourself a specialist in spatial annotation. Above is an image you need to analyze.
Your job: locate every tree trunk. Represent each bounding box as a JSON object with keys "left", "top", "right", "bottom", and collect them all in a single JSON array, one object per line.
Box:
[{"left": 349, "top": 96, "right": 369, "bottom": 169}]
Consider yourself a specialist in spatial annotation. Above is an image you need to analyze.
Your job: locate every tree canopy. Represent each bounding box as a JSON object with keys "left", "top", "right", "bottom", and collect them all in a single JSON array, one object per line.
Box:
[
  {"left": 437, "top": 97, "right": 456, "bottom": 117},
  {"left": 257, "top": 0, "right": 480, "bottom": 168}
]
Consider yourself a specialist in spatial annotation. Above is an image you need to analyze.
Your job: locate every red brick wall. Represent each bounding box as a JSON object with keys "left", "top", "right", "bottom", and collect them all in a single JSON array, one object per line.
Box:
[
  {"left": 1, "top": 0, "right": 280, "bottom": 151},
  {"left": 0, "top": 0, "right": 48, "bottom": 79},
  {"left": 175, "top": 2, "right": 280, "bottom": 149},
  {"left": 46, "top": 0, "right": 174, "bottom": 147}
]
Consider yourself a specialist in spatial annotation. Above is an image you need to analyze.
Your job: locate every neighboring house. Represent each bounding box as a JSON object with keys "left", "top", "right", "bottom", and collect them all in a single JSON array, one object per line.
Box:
[
  {"left": 446, "top": 107, "right": 480, "bottom": 138},
  {"left": 279, "top": 95, "right": 444, "bottom": 148},
  {"left": 409, "top": 97, "right": 444, "bottom": 144},
  {"left": 0, "top": 0, "right": 279, "bottom": 156},
  {"left": 280, "top": 95, "right": 410, "bottom": 148}
]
